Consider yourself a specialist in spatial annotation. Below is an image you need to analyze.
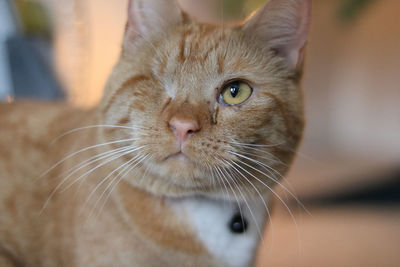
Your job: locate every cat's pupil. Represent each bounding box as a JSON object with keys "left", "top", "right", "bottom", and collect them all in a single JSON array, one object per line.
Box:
[
  {"left": 230, "top": 83, "right": 240, "bottom": 98},
  {"left": 229, "top": 213, "right": 248, "bottom": 234}
]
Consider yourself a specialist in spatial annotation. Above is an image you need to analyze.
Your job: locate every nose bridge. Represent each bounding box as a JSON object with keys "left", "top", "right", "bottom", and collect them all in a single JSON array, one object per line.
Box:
[{"left": 164, "top": 97, "right": 204, "bottom": 123}]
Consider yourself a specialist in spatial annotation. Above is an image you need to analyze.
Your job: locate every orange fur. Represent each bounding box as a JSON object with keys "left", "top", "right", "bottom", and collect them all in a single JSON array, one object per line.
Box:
[{"left": 0, "top": 0, "right": 310, "bottom": 266}]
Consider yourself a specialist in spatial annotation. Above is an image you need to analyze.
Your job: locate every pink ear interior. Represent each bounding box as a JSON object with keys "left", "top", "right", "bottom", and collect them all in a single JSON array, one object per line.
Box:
[
  {"left": 124, "top": 0, "right": 140, "bottom": 41},
  {"left": 244, "top": 0, "right": 312, "bottom": 70},
  {"left": 125, "top": 0, "right": 185, "bottom": 42}
]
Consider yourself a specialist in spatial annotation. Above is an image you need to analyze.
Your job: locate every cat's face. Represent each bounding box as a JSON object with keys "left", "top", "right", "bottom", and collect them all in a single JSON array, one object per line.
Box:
[{"left": 99, "top": 0, "right": 310, "bottom": 199}]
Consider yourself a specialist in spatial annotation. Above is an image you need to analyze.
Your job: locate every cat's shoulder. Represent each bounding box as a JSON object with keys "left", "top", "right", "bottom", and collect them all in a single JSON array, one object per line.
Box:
[
  {"left": 0, "top": 101, "right": 94, "bottom": 170},
  {"left": 0, "top": 101, "right": 93, "bottom": 136},
  {"left": 1, "top": 101, "right": 75, "bottom": 119}
]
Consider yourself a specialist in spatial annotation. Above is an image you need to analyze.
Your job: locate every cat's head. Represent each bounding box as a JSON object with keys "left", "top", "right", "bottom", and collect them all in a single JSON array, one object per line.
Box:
[{"left": 99, "top": 0, "right": 311, "bottom": 199}]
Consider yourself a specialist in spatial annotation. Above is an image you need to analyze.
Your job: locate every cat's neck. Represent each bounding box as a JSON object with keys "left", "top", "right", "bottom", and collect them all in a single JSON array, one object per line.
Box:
[{"left": 114, "top": 181, "right": 266, "bottom": 267}]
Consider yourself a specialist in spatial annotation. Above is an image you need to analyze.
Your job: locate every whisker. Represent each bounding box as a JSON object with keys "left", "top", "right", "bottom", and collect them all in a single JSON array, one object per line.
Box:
[
  {"left": 204, "top": 162, "right": 217, "bottom": 189},
  {"left": 82, "top": 153, "right": 143, "bottom": 212},
  {"left": 40, "top": 146, "right": 142, "bottom": 214},
  {"left": 233, "top": 150, "right": 291, "bottom": 198},
  {"left": 68, "top": 146, "right": 141, "bottom": 198},
  {"left": 217, "top": 165, "right": 261, "bottom": 242},
  {"left": 227, "top": 151, "right": 310, "bottom": 215},
  {"left": 236, "top": 151, "right": 297, "bottom": 199},
  {"left": 210, "top": 165, "right": 230, "bottom": 203},
  {"left": 92, "top": 154, "right": 149, "bottom": 220},
  {"left": 230, "top": 168, "right": 271, "bottom": 246},
  {"left": 227, "top": 145, "right": 299, "bottom": 202},
  {"left": 40, "top": 138, "right": 141, "bottom": 178},
  {"left": 51, "top": 125, "right": 148, "bottom": 144},
  {"left": 214, "top": 165, "right": 243, "bottom": 220},
  {"left": 218, "top": 158, "right": 271, "bottom": 244},
  {"left": 60, "top": 146, "right": 146, "bottom": 193},
  {"left": 227, "top": 140, "right": 284, "bottom": 148},
  {"left": 233, "top": 145, "right": 285, "bottom": 165},
  {"left": 137, "top": 156, "right": 153, "bottom": 186},
  {"left": 238, "top": 150, "right": 285, "bottom": 166},
  {"left": 55, "top": 145, "right": 136, "bottom": 195},
  {"left": 57, "top": 146, "right": 134, "bottom": 180},
  {"left": 138, "top": 155, "right": 153, "bottom": 185},
  {"left": 226, "top": 166, "right": 274, "bottom": 246},
  {"left": 228, "top": 160, "right": 301, "bottom": 247}
]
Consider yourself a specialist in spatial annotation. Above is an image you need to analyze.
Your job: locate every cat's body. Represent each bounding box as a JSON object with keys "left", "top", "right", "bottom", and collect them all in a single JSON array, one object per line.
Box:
[
  {"left": 0, "top": 0, "right": 311, "bottom": 266},
  {"left": 0, "top": 103, "right": 264, "bottom": 266}
]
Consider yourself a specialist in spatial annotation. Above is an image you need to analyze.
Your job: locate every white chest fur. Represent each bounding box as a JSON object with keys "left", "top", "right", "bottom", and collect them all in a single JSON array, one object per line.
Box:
[{"left": 169, "top": 197, "right": 267, "bottom": 267}]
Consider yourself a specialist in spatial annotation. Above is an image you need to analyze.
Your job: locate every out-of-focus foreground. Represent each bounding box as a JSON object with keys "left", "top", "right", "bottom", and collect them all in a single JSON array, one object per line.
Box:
[{"left": 1, "top": 0, "right": 399, "bottom": 266}]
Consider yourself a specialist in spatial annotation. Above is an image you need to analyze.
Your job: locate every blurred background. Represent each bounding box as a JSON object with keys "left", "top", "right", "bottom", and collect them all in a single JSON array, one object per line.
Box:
[{"left": 1, "top": 0, "right": 399, "bottom": 266}]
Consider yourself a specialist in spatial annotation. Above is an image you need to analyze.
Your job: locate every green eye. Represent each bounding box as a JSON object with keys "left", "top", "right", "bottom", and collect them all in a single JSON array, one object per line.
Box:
[{"left": 220, "top": 81, "right": 253, "bottom": 105}]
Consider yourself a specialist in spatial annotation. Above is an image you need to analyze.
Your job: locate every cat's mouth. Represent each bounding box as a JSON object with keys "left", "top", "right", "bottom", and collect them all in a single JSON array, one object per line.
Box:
[{"left": 165, "top": 152, "right": 192, "bottom": 163}]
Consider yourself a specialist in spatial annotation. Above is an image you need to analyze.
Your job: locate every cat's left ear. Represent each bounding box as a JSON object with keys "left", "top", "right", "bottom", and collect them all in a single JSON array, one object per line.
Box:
[
  {"left": 125, "top": 0, "right": 186, "bottom": 42},
  {"left": 243, "top": 0, "right": 311, "bottom": 70}
]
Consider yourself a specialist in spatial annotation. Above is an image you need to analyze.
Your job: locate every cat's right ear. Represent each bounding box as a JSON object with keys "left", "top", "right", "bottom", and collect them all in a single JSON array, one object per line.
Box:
[{"left": 124, "top": 0, "right": 186, "bottom": 42}]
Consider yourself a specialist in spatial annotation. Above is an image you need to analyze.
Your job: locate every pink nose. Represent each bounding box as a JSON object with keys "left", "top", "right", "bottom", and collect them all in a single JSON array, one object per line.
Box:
[{"left": 169, "top": 117, "right": 200, "bottom": 144}]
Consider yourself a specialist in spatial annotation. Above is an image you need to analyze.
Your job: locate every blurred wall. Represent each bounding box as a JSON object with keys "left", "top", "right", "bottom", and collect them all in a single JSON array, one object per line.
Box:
[
  {"left": 303, "top": 0, "right": 400, "bottom": 160},
  {"left": 37, "top": 0, "right": 127, "bottom": 107},
  {"left": 0, "top": 0, "right": 17, "bottom": 100}
]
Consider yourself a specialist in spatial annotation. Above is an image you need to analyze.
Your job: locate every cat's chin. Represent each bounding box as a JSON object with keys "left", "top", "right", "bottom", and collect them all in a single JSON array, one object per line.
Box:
[
  {"left": 123, "top": 158, "right": 216, "bottom": 198},
  {"left": 160, "top": 155, "right": 202, "bottom": 179},
  {"left": 165, "top": 152, "right": 192, "bottom": 163},
  {"left": 136, "top": 153, "right": 212, "bottom": 189}
]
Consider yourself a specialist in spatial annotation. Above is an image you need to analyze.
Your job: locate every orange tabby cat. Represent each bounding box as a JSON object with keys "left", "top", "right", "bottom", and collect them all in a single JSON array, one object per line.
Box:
[{"left": 0, "top": 0, "right": 311, "bottom": 266}]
